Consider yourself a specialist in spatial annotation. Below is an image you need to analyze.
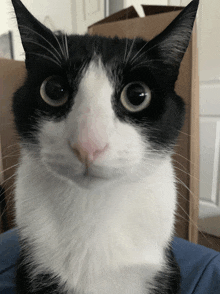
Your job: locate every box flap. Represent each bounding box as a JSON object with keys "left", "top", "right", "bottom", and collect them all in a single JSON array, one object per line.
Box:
[
  {"left": 142, "top": 5, "right": 182, "bottom": 16},
  {"left": 89, "top": 10, "right": 182, "bottom": 41},
  {"left": 89, "top": 5, "right": 183, "bottom": 32},
  {"left": 88, "top": 6, "right": 139, "bottom": 29}
]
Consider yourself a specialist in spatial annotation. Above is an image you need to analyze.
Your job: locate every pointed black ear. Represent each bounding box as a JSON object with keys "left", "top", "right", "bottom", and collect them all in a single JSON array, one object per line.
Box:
[
  {"left": 11, "top": 0, "right": 65, "bottom": 67},
  {"left": 147, "top": 0, "right": 199, "bottom": 67}
]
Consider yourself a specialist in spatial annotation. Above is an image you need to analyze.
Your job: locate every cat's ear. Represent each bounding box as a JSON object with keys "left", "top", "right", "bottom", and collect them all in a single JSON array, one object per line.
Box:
[
  {"left": 11, "top": 0, "right": 63, "bottom": 66},
  {"left": 147, "top": 0, "right": 199, "bottom": 68}
]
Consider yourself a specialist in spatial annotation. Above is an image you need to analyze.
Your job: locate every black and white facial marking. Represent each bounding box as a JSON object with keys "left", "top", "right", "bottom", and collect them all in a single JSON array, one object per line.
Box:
[
  {"left": 12, "top": 0, "right": 199, "bottom": 187},
  {"left": 12, "top": 1, "right": 199, "bottom": 293}
]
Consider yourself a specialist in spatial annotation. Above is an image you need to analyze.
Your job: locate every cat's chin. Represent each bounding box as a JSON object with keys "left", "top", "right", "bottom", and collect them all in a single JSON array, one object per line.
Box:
[
  {"left": 42, "top": 159, "right": 123, "bottom": 189},
  {"left": 72, "top": 173, "right": 111, "bottom": 189}
]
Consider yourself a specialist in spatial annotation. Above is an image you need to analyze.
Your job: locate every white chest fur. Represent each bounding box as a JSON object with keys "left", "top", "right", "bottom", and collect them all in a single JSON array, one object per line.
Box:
[{"left": 15, "top": 151, "right": 176, "bottom": 294}]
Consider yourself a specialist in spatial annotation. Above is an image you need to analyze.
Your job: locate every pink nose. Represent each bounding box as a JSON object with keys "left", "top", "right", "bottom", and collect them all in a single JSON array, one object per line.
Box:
[{"left": 71, "top": 141, "right": 108, "bottom": 165}]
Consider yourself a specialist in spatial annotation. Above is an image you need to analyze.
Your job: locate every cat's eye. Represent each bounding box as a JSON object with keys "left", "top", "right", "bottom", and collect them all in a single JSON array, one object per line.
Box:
[
  {"left": 40, "top": 75, "right": 69, "bottom": 107},
  {"left": 120, "top": 82, "right": 151, "bottom": 112}
]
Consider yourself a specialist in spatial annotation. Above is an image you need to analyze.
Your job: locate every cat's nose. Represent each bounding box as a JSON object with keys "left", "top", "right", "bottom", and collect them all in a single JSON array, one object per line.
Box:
[{"left": 71, "top": 141, "right": 108, "bottom": 165}]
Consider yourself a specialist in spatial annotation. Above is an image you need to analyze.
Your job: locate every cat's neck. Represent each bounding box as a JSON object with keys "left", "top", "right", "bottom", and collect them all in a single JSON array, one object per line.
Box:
[{"left": 15, "top": 148, "right": 176, "bottom": 293}]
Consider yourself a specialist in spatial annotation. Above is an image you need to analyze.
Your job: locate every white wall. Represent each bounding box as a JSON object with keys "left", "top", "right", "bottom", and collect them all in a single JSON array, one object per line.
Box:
[
  {"left": 197, "top": 0, "right": 220, "bottom": 81},
  {"left": 0, "top": 0, "right": 13, "bottom": 36},
  {"left": 110, "top": 0, "right": 168, "bottom": 17},
  {"left": 1, "top": 0, "right": 105, "bottom": 60},
  {"left": 0, "top": 0, "right": 73, "bottom": 60},
  {"left": 2, "top": 0, "right": 220, "bottom": 81},
  {"left": 1, "top": 0, "right": 23, "bottom": 60},
  {"left": 169, "top": 0, "right": 220, "bottom": 82}
]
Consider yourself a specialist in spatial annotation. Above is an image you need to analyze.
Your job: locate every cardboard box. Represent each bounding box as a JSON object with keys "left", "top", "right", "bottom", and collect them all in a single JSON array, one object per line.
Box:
[
  {"left": 89, "top": 5, "right": 200, "bottom": 243},
  {"left": 0, "top": 58, "right": 26, "bottom": 232}
]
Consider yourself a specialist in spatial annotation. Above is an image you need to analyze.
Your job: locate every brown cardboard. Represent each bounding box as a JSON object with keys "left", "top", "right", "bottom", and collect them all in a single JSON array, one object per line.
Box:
[
  {"left": 90, "top": 6, "right": 139, "bottom": 27},
  {"left": 89, "top": 6, "right": 200, "bottom": 242},
  {"left": 0, "top": 58, "right": 26, "bottom": 232},
  {"left": 188, "top": 24, "right": 200, "bottom": 244},
  {"left": 141, "top": 4, "right": 182, "bottom": 16}
]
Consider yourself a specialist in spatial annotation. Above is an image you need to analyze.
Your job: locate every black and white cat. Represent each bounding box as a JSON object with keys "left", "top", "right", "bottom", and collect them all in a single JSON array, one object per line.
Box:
[{"left": 11, "top": 0, "right": 199, "bottom": 293}]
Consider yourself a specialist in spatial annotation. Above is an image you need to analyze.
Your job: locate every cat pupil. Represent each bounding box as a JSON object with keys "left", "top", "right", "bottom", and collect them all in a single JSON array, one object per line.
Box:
[
  {"left": 40, "top": 75, "right": 69, "bottom": 107},
  {"left": 120, "top": 81, "right": 151, "bottom": 112},
  {"left": 45, "top": 76, "right": 66, "bottom": 101},
  {"left": 126, "top": 83, "right": 146, "bottom": 106}
]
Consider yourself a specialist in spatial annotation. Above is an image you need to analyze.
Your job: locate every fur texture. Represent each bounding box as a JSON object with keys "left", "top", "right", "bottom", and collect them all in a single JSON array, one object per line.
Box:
[
  {"left": 15, "top": 60, "right": 177, "bottom": 294},
  {"left": 11, "top": 0, "right": 199, "bottom": 293}
]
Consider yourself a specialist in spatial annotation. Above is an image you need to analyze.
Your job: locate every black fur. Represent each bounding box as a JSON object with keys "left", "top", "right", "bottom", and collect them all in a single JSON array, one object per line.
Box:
[
  {"left": 12, "top": 0, "right": 199, "bottom": 152},
  {"left": 16, "top": 263, "right": 61, "bottom": 294},
  {"left": 16, "top": 245, "right": 63, "bottom": 294},
  {"left": 11, "top": 0, "right": 199, "bottom": 293},
  {"left": 150, "top": 247, "right": 181, "bottom": 294},
  {"left": 16, "top": 243, "right": 180, "bottom": 294}
]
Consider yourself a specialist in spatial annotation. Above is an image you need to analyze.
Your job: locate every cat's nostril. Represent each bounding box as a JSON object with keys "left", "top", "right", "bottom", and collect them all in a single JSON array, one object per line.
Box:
[{"left": 71, "top": 142, "right": 108, "bottom": 165}]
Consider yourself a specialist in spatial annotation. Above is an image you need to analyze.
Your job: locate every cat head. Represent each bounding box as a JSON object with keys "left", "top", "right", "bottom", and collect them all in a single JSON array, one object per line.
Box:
[{"left": 11, "top": 0, "right": 199, "bottom": 187}]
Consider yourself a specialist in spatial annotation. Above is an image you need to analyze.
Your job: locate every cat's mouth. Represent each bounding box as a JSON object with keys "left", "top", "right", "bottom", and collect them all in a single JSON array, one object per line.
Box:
[
  {"left": 81, "top": 163, "right": 120, "bottom": 181},
  {"left": 67, "top": 164, "right": 121, "bottom": 188},
  {"left": 42, "top": 153, "right": 121, "bottom": 187}
]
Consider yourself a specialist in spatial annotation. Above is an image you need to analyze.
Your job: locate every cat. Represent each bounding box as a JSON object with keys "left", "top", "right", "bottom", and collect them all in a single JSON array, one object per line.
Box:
[{"left": 11, "top": 0, "right": 199, "bottom": 293}]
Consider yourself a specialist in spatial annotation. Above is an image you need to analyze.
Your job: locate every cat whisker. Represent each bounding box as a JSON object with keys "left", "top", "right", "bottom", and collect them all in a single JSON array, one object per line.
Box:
[
  {"left": 176, "top": 202, "right": 196, "bottom": 226},
  {"left": 144, "top": 42, "right": 161, "bottom": 56},
  {"left": 173, "top": 152, "right": 211, "bottom": 185},
  {"left": 125, "top": 37, "right": 137, "bottom": 65},
  {"left": 61, "top": 33, "right": 68, "bottom": 61},
  {"left": 178, "top": 130, "right": 194, "bottom": 137},
  {"left": 23, "top": 39, "right": 62, "bottom": 64},
  {"left": 18, "top": 25, "right": 63, "bottom": 61},
  {"left": 176, "top": 189, "right": 191, "bottom": 204},
  {"left": 173, "top": 154, "right": 212, "bottom": 183},
  {"left": 1, "top": 166, "right": 39, "bottom": 212},
  {"left": 26, "top": 53, "right": 62, "bottom": 68},
  {"left": 173, "top": 163, "right": 201, "bottom": 183},
  {"left": 131, "top": 64, "right": 164, "bottom": 72},
  {"left": 173, "top": 152, "right": 197, "bottom": 166},
  {"left": 123, "top": 38, "right": 129, "bottom": 63},
  {"left": 0, "top": 163, "right": 20, "bottom": 176},
  {"left": 0, "top": 173, "right": 17, "bottom": 190},
  {"left": 133, "top": 59, "right": 163, "bottom": 66},
  {"left": 175, "top": 201, "right": 220, "bottom": 250},
  {"left": 130, "top": 59, "right": 165, "bottom": 70},
  {"left": 1, "top": 154, "right": 20, "bottom": 160},
  {"left": 0, "top": 182, "right": 17, "bottom": 220},
  {"left": 1, "top": 142, "right": 20, "bottom": 152},
  {"left": 0, "top": 181, "right": 16, "bottom": 203},
  {"left": 123, "top": 7, "right": 129, "bottom": 63},
  {"left": 171, "top": 158, "right": 188, "bottom": 172},
  {"left": 175, "top": 176, "right": 198, "bottom": 202},
  {"left": 52, "top": 31, "right": 68, "bottom": 61},
  {"left": 130, "top": 39, "right": 167, "bottom": 66},
  {"left": 1, "top": 149, "right": 20, "bottom": 160},
  {"left": 64, "top": 33, "right": 69, "bottom": 60},
  {"left": 129, "top": 42, "right": 148, "bottom": 65},
  {"left": 175, "top": 211, "right": 190, "bottom": 223}
]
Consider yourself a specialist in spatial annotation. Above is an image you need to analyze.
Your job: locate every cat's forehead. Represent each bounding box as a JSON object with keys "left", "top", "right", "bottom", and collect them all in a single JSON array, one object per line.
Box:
[
  {"left": 76, "top": 57, "right": 113, "bottom": 110},
  {"left": 67, "top": 35, "right": 144, "bottom": 65}
]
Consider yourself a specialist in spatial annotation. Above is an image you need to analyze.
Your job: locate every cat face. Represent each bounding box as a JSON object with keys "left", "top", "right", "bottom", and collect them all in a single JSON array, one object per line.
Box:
[
  {"left": 37, "top": 57, "right": 151, "bottom": 186},
  {"left": 11, "top": 0, "right": 199, "bottom": 187}
]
